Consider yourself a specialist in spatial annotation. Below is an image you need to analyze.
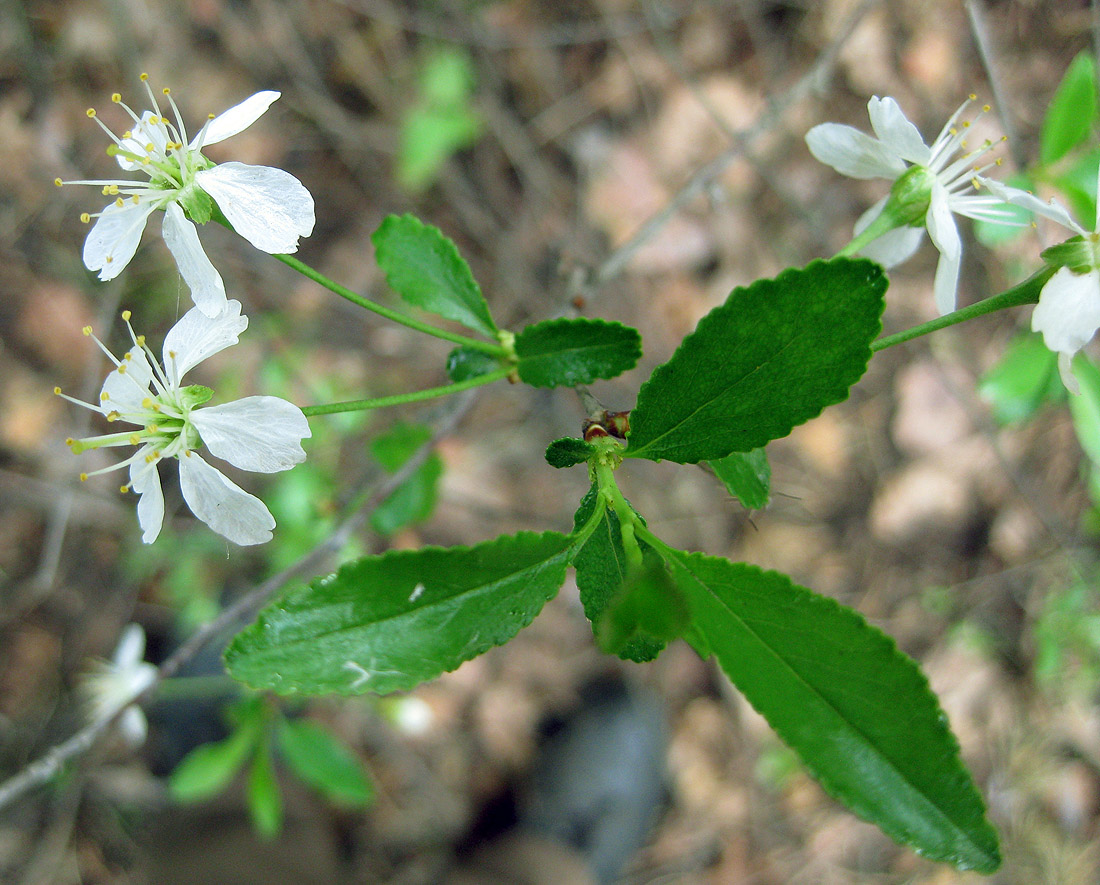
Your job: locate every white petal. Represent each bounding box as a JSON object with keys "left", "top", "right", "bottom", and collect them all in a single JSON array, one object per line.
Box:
[
  {"left": 805, "top": 123, "right": 908, "bottom": 180},
  {"left": 867, "top": 96, "right": 931, "bottom": 165},
  {"left": 1062, "top": 352, "right": 1082, "bottom": 395},
  {"left": 853, "top": 198, "right": 925, "bottom": 267},
  {"left": 926, "top": 185, "right": 962, "bottom": 315},
  {"left": 1031, "top": 268, "right": 1100, "bottom": 358},
  {"left": 161, "top": 203, "right": 229, "bottom": 317},
  {"left": 979, "top": 178, "right": 1085, "bottom": 234},
  {"left": 191, "top": 396, "right": 310, "bottom": 473},
  {"left": 113, "top": 624, "right": 147, "bottom": 668},
  {"left": 117, "top": 111, "right": 171, "bottom": 172},
  {"left": 161, "top": 300, "right": 247, "bottom": 386},
  {"left": 130, "top": 447, "right": 165, "bottom": 544},
  {"left": 117, "top": 706, "right": 149, "bottom": 746},
  {"left": 196, "top": 162, "right": 315, "bottom": 254},
  {"left": 83, "top": 201, "right": 157, "bottom": 280},
  {"left": 100, "top": 347, "right": 155, "bottom": 416},
  {"left": 192, "top": 91, "right": 280, "bottom": 148},
  {"left": 177, "top": 451, "right": 275, "bottom": 545}
]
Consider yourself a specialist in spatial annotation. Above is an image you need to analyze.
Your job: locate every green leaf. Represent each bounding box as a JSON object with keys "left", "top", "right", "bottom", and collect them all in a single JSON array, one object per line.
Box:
[
  {"left": 514, "top": 318, "right": 642, "bottom": 388},
  {"left": 446, "top": 345, "right": 503, "bottom": 382},
  {"left": 1052, "top": 148, "right": 1100, "bottom": 224},
  {"left": 247, "top": 743, "right": 283, "bottom": 840},
  {"left": 1069, "top": 355, "right": 1100, "bottom": 466},
  {"left": 709, "top": 447, "right": 770, "bottom": 509},
  {"left": 372, "top": 214, "right": 497, "bottom": 337},
  {"left": 168, "top": 724, "right": 257, "bottom": 803},
  {"left": 597, "top": 554, "right": 689, "bottom": 655},
  {"left": 225, "top": 531, "right": 576, "bottom": 695},
  {"left": 370, "top": 422, "right": 432, "bottom": 470},
  {"left": 369, "top": 423, "right": 443, "bottom": 535},
  {"left": 666, "top": 551, "right": 1001, "bottom": 872},
  {"left": 398, "top": 106, "right": 482, "bottom": 193},
  {"left": 978, "top": 333, "right": 1062, "bottom": 424},
  {"left": 277, "top": 718, "right": 374, "bottom": 808},
  {"left": 545, "top": 438, "right": 595, "bottom": 469},
  {"left": 1041, "top": 52, "right": 1098, "bottom": 165},
  {"left": 572, "top": 486, "right": 664, "bottom": 662},
  {"left": 626, "top": 258, "right": 885, "bottom": 463}
]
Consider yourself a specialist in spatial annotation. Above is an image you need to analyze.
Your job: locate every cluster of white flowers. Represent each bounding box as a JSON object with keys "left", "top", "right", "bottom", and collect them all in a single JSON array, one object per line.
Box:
[
  {"left": 808, "top": 95, "right": 1100, "bottom": 390},
  {"left": 57, "top": 77, "right": 314, "bottom": 544}
]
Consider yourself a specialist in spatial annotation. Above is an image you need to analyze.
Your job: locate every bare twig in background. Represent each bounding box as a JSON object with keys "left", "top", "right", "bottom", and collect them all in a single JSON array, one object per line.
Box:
[{"left": 965, "top": 0, "right": 1028, "bottom": 170}]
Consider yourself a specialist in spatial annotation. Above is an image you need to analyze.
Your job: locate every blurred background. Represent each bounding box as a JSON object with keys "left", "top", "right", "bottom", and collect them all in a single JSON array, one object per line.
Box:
[{"left": 2, "top": 0, "right": 1099, "bottom": 881}]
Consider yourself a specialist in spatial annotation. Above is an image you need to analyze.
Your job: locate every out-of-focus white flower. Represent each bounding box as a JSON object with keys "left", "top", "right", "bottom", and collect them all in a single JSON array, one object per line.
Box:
[
  {"left": 80, "top": 624, "right": 158, "bottom": 747},
  {"left": 56, "top": 75, "right": 315, "bottom": 316},
  {"left": 983, "top": 168, "right": 1100, "bottom": 392},
  {"left": 807, "top": 95, "right": 1018, "bottom": 314},
  {"left": 56, "top": 301, "right": 311, "bottom": 545}
]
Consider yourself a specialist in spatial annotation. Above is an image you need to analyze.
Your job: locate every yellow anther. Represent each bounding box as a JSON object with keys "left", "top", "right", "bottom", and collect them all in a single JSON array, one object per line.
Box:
[
  {"left": 82, "top": 326, "right": 93, "bottom": 336},
  {"left": 123, "top": 351, "right": 132, "bottom": 361},
  {"left": 79, "top": 473, "right": 89, "bottom": 482},
  {"left": 970, "top": 177, "right": 980, "bottom": 189},
  {"left": 969, "top": 93, "right": 977, "bottom": 100},
  {"left": 151, "top": 403, "right": 161, "bottom": 412},
  {"left": 949, "top": 127, "right": 958, "bottom": 136},
  {"left": 107, "top": 410, "right": 120, "bottom": 421},
  {"left": 119, "top": 485, "right": 130, "bottom": 494},
  {"left": 207, "top": 113, "right": 215, "bottom": 120},
  {"left": 142, "top": 397, "right": 152, "bottom": 408},
  {"left": 101, "top": 185, "right": 111, "bottom": 195},
  {"left": 1000, "top": 135, "right": 1008, "bottom": 142},
  {"left": 982, "top": 104, "right": 991, "bottom": 112},
  {"left": 100, "top": 391, "right": 110, "bottom": 400},
  {"left": 162, "top": 87, "right": 171, "bottom": 95},
  {"left": 144, "top": 142, "right": 155, "bottom": 153},
  {"left": 131, "top": 195, "right": 139, "bottom": 204},
  {"left": 995, "top": 157, "right": 1004, "bottom": 166},
  {"left": 148, "top": 424, "right": 159, "bottom": 433},
  {"left": 129, "top": 434, "right": 140, "bottom": 445},
  {"left": 140, "top": 72, "right": 149, "bottom": 81},
  {"left": 105, "top": 256, "right": 114, "bottom": 264},
  {"left": 108, "top": 184, "right": 119, "bottom": 194},
  {"left": 80, "top": 213, "right": 90, "bottom": 224},
  {"left": 54, "top": 177, "right": 63, "bottom": 187},
  {"left": 122, "top": 309, "right": 132, "bottom": 321},
  {"left": 962, "top": 121, "right": 971, "bottom": 129},
  {"left": 168, "top": 350, "right": 177, "bottom": 359},
  {"left": 114, "top": 197, "right": 124, "bottom": 207},
  {"left": 122, "top": 129, "right": 132, "bottom": 139},
  {"left": 117, "top": 364, "right": 127, "bottom": 374},
  {"left": 136, "top": 335, "right": 146, "bottom": 345},
  {"left": 111, "top": 93, "right": 122, "bottom": 103},
  {"left": 65, "top": 437, "right": 75, "bottom": 446},
  {"left": 145, "top": 453, "right": 156, "bottom": 463},
  {"left": 86, "top": 108, "right": 96, "bottom": 117},
  {"left": 54, "top": 386, "right": 62, "bottom": 395}
]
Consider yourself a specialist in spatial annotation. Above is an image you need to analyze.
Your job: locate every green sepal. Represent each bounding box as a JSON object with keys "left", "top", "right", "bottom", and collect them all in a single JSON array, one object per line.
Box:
[
  {"left": 1041, "top": 236, "right": 1096, "bottom": 275},
  {"left": 372, "top": 213, "right": 498, "bottom": 337},
  {"left": 446, "top": 345, "right": 503, "bottom": 382},
  {"left": 180, "top": 384, "right": 215, "bottom": 407},
  {"left": 545, "top": 438, "right": 595, "bottom": 469},
  {"left": 182, "top": 182, "right": 215, "bottom": 225},
  {"left": 514, "top": 317, "right": 642, "bottom": 388},
  {"left": 225, "top": 531, "right": 576, "bottom": 695},
  {"left": 709, "top": 447, "right": 770, "bottom": 510},
  {"left": 626, "top": 258, "right": 886, "bottom": 463},
  {"left": 571, "top": 485, "right": 664, "bottom": 662},
  {"left": 665, "top": 550, "right": 1001, "bottom": 873}
]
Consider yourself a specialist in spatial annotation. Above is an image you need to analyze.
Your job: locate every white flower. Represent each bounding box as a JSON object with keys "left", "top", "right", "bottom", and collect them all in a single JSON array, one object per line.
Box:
[
  {"left": 56, "top": 301, "right": 311, "bottom": 545},
  {"left": 982, "top": 167, "right": 1100, "bottom": 392},
  {"left": 56, "top": 76, "right": 315, "bottom": 317},
  {"left": 807, "top": 95, "right": 1018, "bottom": 314},
  {"left": 80, "top": 624, "right": 158, "bottom": 747}
]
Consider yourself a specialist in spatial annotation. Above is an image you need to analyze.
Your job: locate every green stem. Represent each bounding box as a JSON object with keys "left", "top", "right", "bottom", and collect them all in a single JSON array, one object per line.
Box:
[
  {"left": 871, "top": 266, "right": 1055, "bottom": 352},
  {"left": 835, "top": 209, "right": 906, "bottom": 259},
  {"left": 594, "top": 460, "right": 644, "bottom": 570},
  {"left": 301, "top": 367, "right": 512, "bottom": 417},
  {"left": 274, "top": 254, "right": 507, "bottom": 357}
]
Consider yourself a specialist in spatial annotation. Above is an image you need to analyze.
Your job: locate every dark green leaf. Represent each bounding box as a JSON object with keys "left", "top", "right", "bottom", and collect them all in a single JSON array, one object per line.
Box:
[
  {"left": 168, "top": 725, "right": 257, "bottom": 803},
  {"left": 247, "top": 744, "right": 283, "bottom": 839},
  {"left": 978, "top": 333, "right": 1062, "bottom": 424},
  {"left": 1041, "top": 52, "right": 1098, "bottom": 165},
  {"left": 277, "top": 718, "right": 374, "bottom": 808},
  {"left": 514, "top": 318, "right": 642, "bottom": 388},
  {"left": 446, "top": 345, "right": 503, "bottom": 382},
  {"left": 372, "top": 214, "right": 497, "bottom": 337},
  {"left": 666, "top": 551, "right": 1000, "bottom": 872},
  {"left": 709, "top": 447, "right": 770, "bottom": 509},
  {"left": 226, "top": 531, "right": 575, "bottom": 695},
  {"left": 626, "top": 258, "right": 885, "bottom": 463},
  {"left": 597, "top": 555, "right": 689, "bottom": 655},
  {"left": 545, "top": 438, "right": 595, "bottom": 469},
  {"left": 572, "top": 486, "right": 664, "bottom": 662}
]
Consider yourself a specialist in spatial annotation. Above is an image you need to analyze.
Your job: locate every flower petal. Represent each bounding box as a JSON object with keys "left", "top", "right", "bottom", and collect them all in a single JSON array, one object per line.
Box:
[
  {"left": 101, "top": 346, "right": 155, "bottom": 416},
  {"left": 83, "top": 200, "right": 157, "bottom": 281},
  {"left": 192, "top": 91, "right": 280, "bottom": 148},
  {"left": 161, "top": 299, "right": 247, "bottom": 386},
  {"left": 130, "top": 447, "right": 165, "bottom": 545},
  {"left": 177, "top": 451, "right": 276, "bottom": 545},
  {"left": 117, "top": 111, "right": 171, "bottom": 172},
  {"left": 113, "top": 623, "right": 147, "bottom": 668},
  {"left": 161, "top": 203, "right": 229, "bottom": 317},
  {"left": 805, "top": 123, "right": 908, "bottom": 180},
  {"left": 196, "top": 162, "right": 315, "bottom": 254},
  {"left": 926, "top": 185, "right": 963, "bottom": 314},
  {"left": 867, "top": 96, "right": 930, "bottom": 165},
  {"left": 1031, "top": 267, "right": 1100, "bottom": 359},
  {"left": 191, "top": 396, "right": 310, "bottom": 473},
  {"left": 979, "top": 178, "right": 1085, "bottom": 234},
  {"left": 854, "top": 198, "right": 925, "bottom": 267}
]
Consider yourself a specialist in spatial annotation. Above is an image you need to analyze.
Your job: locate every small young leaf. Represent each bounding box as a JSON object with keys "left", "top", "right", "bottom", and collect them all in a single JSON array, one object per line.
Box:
[
  {"left": 168, "top": 725, "right": 257, "bottom": 803},
  {"left": 514, "top": 317, "right": 642, "bottom": 388},
  {"left": 372, "top": 214, "right": 497, "bottom": 337},
  {"left": 226, "top": 531, "right": 576, "bottom": 695},
  {"left": 446, "top": 345, "right": 503, "bottom": 382},
  {"left": 666, "top": 551, "right": 1001, "bottom": 872},
  {"left": 1053, "top": 148, "right": 1100, "bottom": 224},
  {"left": 709, "top": 447, "right": 770, "bottom": 509},
  {"left": 572, "top": 486, "right": 664, "bottom": 662},
  {"left": 978, "top": 333, "right": 1063, "bottom": 424},
  {"left": 546, "top": 438, "right": 595, "bottom": 469},
  {"left": 369, "top": 423, "right": 443, "bottom": 536},
  {"left": 597, "top": 555, "right": 689, "bottom": 655},
  {"left": 247, "top": 744, "right": 283, "bottom": 840},
  {"left": 1041, "top": 52, "right": 1098, "bottom": 166},
  {"left": 627, "top": 258, "right": 885, "bottom": 463},
  {"left": 277, "top": 718, "right": 374, "bottom": 808}
]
